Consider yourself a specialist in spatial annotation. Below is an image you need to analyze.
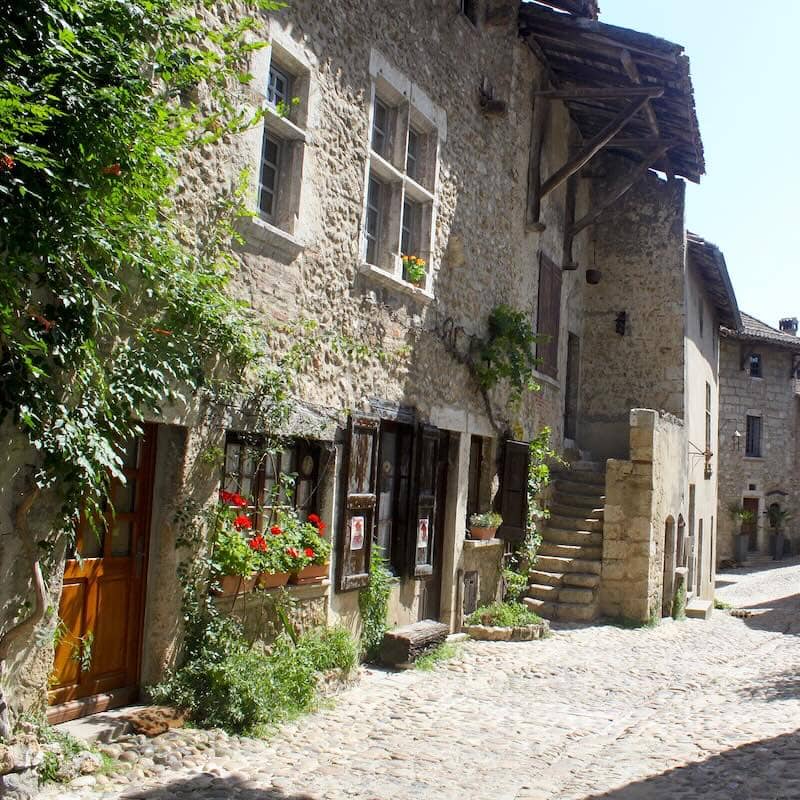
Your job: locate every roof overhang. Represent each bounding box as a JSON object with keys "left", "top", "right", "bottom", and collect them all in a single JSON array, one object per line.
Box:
[
  {"left": 519, "top": 1, "right": 705, "bottom": 184},
  {"left": 686, "top": 233, "right": 741, "bottom": 332}
]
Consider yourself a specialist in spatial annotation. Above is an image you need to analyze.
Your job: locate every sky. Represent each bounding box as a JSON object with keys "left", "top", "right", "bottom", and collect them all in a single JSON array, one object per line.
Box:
[{"left": 597, "top": 1, "right": 799, "bottom": 329}]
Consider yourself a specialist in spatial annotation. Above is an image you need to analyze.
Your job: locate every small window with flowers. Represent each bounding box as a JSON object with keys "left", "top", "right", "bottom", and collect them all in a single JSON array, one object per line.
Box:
[
  {"left": 360, "top": 50, "right": 445, "bottom": 295},
  {"left": 220, "top": 432, "right": 322, "bottom": 529}
]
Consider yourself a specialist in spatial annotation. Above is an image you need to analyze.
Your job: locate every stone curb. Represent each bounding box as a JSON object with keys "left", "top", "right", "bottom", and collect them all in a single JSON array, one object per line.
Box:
[{"left": 464, "top": 621, "right": 550, "bottom": 641}]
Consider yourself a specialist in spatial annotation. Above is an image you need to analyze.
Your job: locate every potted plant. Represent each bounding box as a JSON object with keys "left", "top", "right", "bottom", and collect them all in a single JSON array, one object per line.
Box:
[
  {"left": 270, "top": 511, "right": 331, "bottom": 584},
  {"left": 402, "top": 254, "right": 426, "bottom": 288},
  {"left": 210, "top": 508, "right": 258, "bottom": 597},
  {"left": 249, "top": 532, "right": 291, "bottom": 589},
  {"left": 729, "top": 505, "right": 755, "bottom": 563},
  {"left": 767, "top": 506, "right": 792, "bottom": 561},
  {"left": 468, "top": 511, "right": 503, "bottom": 541}
]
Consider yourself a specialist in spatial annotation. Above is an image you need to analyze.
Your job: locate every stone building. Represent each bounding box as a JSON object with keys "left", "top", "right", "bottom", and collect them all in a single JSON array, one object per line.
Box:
[
  {"left": 0, "top": 0, "right": 735, "bottom": 725},
  {"left": 716, "top": 313, "right": 800, "bottom": 564}
]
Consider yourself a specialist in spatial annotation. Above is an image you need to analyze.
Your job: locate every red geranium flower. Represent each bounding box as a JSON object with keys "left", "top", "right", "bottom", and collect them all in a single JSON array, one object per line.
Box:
[
  {"left": 220, "top": 490, "right": 248, "bottom": 508},
  {"left": 233, "top": 514, "right": 252, "bottom": 530},
  {"left": 304, "top": 547, "right": 315, "bottom": 559},
  {"left": 308, "top": 513, "right": 321, "bottom": 526},
  {"left": 270, "top": 525, "right": 283, "bottom": 536},
  {"left": 0, "top": 154, "right": 15, "bottom": 172},
  {"left": 232, "top": 493, "right": 247, "bottom": 508},
  {"left": 102, "top": 163, "right": 122, "bottom": 176},
  {"left": 249, "top": 534, "right": 267, "bottom": 552},
  {"left": 286, "top": 547, "right": 299, "bottom": 559}
]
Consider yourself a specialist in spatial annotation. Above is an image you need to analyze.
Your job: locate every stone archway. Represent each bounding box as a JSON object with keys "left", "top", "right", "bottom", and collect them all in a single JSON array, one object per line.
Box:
[{"left": 662, "top": 516, "right": 677, "bottom": 617}]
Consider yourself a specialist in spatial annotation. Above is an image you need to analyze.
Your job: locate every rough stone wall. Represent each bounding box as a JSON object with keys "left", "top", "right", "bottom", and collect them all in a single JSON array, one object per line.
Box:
[
  {"left": 579, "top": 163, "right": 686, "bottom": 461},
  {"left": 717, "top": 336, "right": 800, "bottom": 562},
  {"left": 601, "top": 409, "right": 686, "bottom": 622}
]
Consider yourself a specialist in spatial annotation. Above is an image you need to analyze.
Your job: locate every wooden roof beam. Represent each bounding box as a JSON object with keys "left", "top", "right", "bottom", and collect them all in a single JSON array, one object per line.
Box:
[
  {"left": 620, "top": 49, "right": 674, "bottom": 180},
  {"left": 535, "top": 86, "right": 664, "bottom": 100},
  {"left": 526, "top": 29, "right": 678, "bottom": 67},
  {"left": 539, "top": 92, "right": 655, "bottom": 200}
]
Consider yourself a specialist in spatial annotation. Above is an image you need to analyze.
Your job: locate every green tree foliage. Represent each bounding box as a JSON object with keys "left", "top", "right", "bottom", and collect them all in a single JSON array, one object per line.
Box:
[{"left": 0, "top": 0, "right": 278, "bottom": 523}]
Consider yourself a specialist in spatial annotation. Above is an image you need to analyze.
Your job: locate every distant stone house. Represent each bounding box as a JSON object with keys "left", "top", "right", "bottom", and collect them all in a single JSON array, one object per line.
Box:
[
  {"left": 1, "top": 0, "right": 739, "bottom": 725},
  {"left": 716, "top": 314, "right": 800, "bottom": 563}
]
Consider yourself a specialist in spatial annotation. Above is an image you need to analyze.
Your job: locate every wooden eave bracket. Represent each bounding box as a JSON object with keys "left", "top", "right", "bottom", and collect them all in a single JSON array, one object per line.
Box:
[{"left": 526, "top": 86, "right": 664, "bottom": 230}]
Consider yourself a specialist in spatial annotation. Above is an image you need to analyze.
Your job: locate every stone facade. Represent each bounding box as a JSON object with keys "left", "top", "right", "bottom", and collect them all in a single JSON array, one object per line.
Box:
[
  {"left": 716, "top": 315, "right": 800, "bottom": 563},
  {"left": 0, "top": 0, "right": 738, "bottom": 726}
]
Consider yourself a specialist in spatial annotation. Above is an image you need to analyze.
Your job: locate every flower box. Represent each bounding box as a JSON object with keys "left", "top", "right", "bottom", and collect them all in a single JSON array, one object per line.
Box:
[
  {"left": 290, "top": 563, "right": 329, "bottom": 585},
  {"left": 212, "top": 574, "right": 257, "bottom": 598},
  {"left": 469, "top": 526, "right": 497, "bottom": 541},
  {"left": 257, "top": 571, "right": 290, "bottom": 589}
]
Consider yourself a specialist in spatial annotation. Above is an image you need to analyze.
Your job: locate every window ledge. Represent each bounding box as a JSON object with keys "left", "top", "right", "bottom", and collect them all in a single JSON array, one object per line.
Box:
[
  {"left": 264, "top": 107, "right": 308, "bottom": 142},
  {"left": 359, "top": 262, "right": 434, "bottom": 302},
  {"left": 532, "top": 368, "right": 561, "bottom": 391},
  {"left": 743, "top": 456, "right": 764, "bottom": 462},
  {"left": 261, "top": 579, "right": 330, "bottom": 600},
  {"left": 237, "top": 216, "right": 305, "bottom": 261}
]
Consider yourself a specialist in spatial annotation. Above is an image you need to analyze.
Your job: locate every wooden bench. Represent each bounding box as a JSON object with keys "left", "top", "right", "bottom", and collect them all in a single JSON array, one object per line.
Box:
[{"left": 379, "top": 619, "right": 449, "bottom": 668}]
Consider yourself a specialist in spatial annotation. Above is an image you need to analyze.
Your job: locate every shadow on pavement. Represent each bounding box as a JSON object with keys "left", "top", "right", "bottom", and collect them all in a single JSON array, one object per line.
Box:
[
  {"left": 735, "top": 592, "right": 800, "bottom": 636},
  {"left": 740, "top": 666, "right": 800, "bottom": 703},
  {"left": 582, "top": 729, "right": 800, "bottom": 799},
  {"left": 118, "top": 773, "right": 317, "bottom": 799}
]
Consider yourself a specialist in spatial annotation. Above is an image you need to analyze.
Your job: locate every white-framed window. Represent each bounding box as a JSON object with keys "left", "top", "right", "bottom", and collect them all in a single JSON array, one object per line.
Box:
[
  {"left": 258, "top": 133, "right": 281, "bottom": 221},
  {"left": 360, "top": 53, "right": 445, "bottom": 294},
  {"left": 267, "top": 63, "right": 291, "bottom": 109}
]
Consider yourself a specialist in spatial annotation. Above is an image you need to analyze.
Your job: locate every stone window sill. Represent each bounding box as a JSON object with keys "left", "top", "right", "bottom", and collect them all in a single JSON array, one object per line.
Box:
[
  {"left": 264, "top": 107, "right": 309, "bottom": 142},
  {"left": 238, "top": 216, "right": 305, "bottom": 261},
  {"left": 359, "top": 262, "right": 434, "bottom": 303},
  {"left": 463, "top": 538, "right": 504, "bottom": 550},
  {"left": 532, "top": 368, "right": 561, "bottom": 391},
  {"left": 260, "top": 579, "right": 330, "bottom": 600}
]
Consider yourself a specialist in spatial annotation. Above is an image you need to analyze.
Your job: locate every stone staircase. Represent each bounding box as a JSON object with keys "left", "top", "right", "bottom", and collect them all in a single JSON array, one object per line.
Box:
[{"left": 524, "top": 460, "right": 606, "bottom": 622}]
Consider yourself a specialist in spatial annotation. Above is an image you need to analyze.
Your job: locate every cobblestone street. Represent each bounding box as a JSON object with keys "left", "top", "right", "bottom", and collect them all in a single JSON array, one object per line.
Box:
[{"left": 48, "top": 558, "right": 800, "bottom": 800}]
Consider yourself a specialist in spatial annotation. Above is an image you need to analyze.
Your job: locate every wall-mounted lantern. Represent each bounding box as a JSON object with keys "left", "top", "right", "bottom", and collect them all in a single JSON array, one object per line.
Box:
[{"left": 733, "top": 430, "right": 742, "bottom": 451}]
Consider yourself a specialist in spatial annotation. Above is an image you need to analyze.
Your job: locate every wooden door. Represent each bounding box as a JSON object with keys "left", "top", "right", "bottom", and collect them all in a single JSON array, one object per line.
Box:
[
  {"left": 48, "top": 424, "right": 157, "bottom": 721},
  {"left": 422, "top": 430, "right": 449, "bottom": 621},
  {"left": 743, "top": 498, "right": 759, "bottom": 551}
]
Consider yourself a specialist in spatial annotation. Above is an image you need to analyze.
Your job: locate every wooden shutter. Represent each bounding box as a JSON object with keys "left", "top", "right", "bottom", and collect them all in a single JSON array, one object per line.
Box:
[
  {"left": 336, "top": 416, "right": 380, "bottom": 592},
  {"left": 407, "top": 424, "right": 440, "bottom": 578},
  {"left": 536, "top": 253, "right": 562, "bottom": 378},
  {"left": 497, "top": 439, "right": 529, "bottom": 542}
]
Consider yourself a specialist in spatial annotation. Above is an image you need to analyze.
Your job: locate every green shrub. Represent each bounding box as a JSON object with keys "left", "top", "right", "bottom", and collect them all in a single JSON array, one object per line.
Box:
[
  {"left": 465, "top": 601, "right": 542, "bottom": 628},
  {"left": 358, "top": 549, "right": 392, "bottom": 661},
  {"left": 151, "top": 624, "right": 359, "bottom": 735},
  {"left": 503, "top": 568, "right": 528, "bottom": 603},
  {"left": 415, "top": 642, "right": 462, "bottom": 671}
]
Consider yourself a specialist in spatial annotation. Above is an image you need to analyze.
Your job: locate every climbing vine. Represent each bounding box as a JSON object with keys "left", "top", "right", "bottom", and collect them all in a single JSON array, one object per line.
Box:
[{"left": 0, "top": 0, "right": 280, "bottom": 531}]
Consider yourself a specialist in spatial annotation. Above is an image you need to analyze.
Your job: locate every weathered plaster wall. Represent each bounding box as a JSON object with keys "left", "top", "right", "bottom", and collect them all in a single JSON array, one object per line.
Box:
[
  {"left": 579, "top": 165, "right": 686, "bottom": 461},
  {"left": 717, "top": 336, "right": 800, "bottom": 562},
  {"left": 601, "top": 409, "right": 686, "bottom": 622},
  {"left": 683, "top": 257, "right": 720, "bottom": 600}
]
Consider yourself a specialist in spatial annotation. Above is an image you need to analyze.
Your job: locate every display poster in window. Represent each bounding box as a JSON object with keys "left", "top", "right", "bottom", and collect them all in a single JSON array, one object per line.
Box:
[
  {"left": 350, "top": 515, "right": 365, "bottom": 551},
  {"left": 417, "top": 517, "right": 429, "bottom": 549}
]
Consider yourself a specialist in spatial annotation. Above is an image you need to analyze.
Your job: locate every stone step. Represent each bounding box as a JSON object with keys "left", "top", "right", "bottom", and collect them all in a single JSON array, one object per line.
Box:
[
  {"left": 534, "top": 555, "right": 602, "bottom": 575},
  {"left": 561, "top": 572, "right": 601, "bottom": 589},
  {"left": 552, "top": 491, "right": 605, "bottom": 510},
  {"left": 559, "top": 586, "right": 595, "bottom": 605},
  {"left": 553, "top": 466, "right": 606, "bottom": 484},
  {"left": 541, "top": 528, "right": 602, "bottom": 547},
  {"left": 550, "top": 502, "right": 604, "bottom": 519},
  {"left": 527, "top": 583, "right": 559, "bottom": 601},
  {"left": 538, "top": 542, "right": 603, "bottom": 561},
  {"left": 524, "top": 597, "right": 598, "bottom": 622},
  {"left": 686, "top": 598, "right": 713, "bottom": 620},
  {"left": 528, "top": 569, "right": 564, "bottom": 587},
  {"left": 553, "top": 478, "right": 606, "bottom": 498},
  {"left": 548, "top": 513, "right": 603, "bottom": 533}
]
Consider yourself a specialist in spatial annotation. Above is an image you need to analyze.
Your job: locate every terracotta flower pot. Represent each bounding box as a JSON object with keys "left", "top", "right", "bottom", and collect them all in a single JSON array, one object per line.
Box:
[
  {"left": 290, "top": 563, "right": 329, "bottom": 585},
  {"left": 469, "top": 526, "right": 497, "bottom": 541},
  {"left": 212, "top": 574, "right": 257, "bottom": 597},
  {"left": 257, "top": 571, "right": 290, "bottom": 589}
]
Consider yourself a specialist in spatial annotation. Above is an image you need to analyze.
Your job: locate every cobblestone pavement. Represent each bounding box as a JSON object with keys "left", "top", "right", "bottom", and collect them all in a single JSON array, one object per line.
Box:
[{"left": 47, "top": 557, "right": 800, "bottom": 800}]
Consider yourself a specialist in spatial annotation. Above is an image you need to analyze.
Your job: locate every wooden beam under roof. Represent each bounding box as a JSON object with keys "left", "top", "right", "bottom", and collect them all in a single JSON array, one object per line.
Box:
[
  {"left": 530, "top": 0, "right": 599, "bottom": 19},
  {"left": 539, "top": 93, "right": 654, "bottom": 199},
  {"left": 535, "top": 86, "right": 664, "bottom": 100},
  {"left": 619, "top": 49, "right": 674, "bottom": 180}
]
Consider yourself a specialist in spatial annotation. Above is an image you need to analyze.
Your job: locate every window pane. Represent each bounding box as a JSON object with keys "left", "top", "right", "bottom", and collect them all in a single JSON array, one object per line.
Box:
[
  {"left": 79, "top": 524, "right": 104, "bottom": 558},
  {"left": 122, "top": 437, "right": 139, "bottom": 469},
  {"left": 259, "top": 133, "right": 281, "bottom": 219},
  {"left": 401, "top": 199, "right": 421, "bottom": 256},
  {"left": 371, "top": 98, "right": 388, "bottom": 155},
  {"left": 406, "top": 128, "right": 420, "bottom": 179},
  {"left": 111, "top": 520, "right": 132, "bottom": 557},
  {"left": 365, "top": 175, "right": 383, "bottom": 264},
  {"left": 114, "top": 479, "right": 136, "bottom": 514},
  {"left": 267, "top": 65, "right": 290, "bottom": 107}
]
